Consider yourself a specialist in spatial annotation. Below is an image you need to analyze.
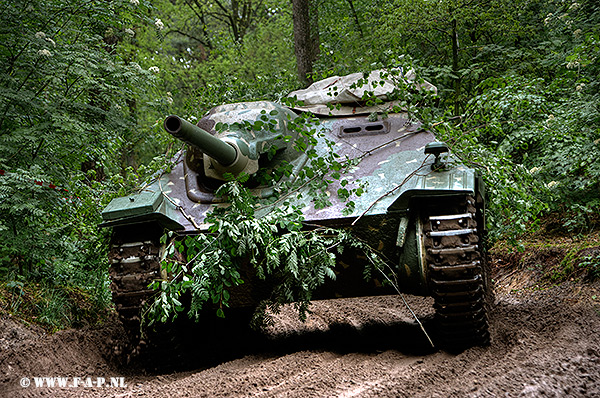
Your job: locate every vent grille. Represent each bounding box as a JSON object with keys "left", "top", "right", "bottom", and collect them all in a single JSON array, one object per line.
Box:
[{"left": 338, "top": 120, "right": 390, "bottom": 137}]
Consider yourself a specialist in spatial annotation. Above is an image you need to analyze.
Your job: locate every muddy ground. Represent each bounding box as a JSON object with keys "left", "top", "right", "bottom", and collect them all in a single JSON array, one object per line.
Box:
[{"left": 1, "top": 255, "right": 600, "bottom": 398}]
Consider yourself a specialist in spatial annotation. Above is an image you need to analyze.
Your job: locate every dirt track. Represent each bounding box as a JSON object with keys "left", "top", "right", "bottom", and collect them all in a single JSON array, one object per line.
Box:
[{"left": 2, "top": 267, "right": 600, "bottom": 397}]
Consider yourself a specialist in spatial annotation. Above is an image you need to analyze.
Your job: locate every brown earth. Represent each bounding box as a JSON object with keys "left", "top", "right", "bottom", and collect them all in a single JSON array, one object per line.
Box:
[{"left": 1, "top": 251, "right": 600, "bottom": 398}]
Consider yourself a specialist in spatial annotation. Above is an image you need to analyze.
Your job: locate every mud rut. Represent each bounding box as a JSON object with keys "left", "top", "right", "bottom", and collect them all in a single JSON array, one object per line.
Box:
[{"left": 2, "top": 271, "right": 600, "bottom": 398}]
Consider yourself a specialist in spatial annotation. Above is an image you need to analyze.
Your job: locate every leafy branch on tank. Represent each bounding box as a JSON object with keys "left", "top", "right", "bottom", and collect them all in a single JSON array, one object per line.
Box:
[{"left": 144, "top": 180, "right": 362, "bottom": 327}]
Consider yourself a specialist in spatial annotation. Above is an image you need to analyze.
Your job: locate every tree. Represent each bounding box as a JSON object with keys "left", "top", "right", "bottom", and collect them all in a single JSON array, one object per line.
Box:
[
  {"left": 164, "top": 0, "right": 276, "bottom": 47},
  {"left": 370, "top": 0, "right": 548, "bottom": 114},
  {"left": 0, "top": 0, "right": 155, "bottom": 291},
  {"left": 292, "top": 0, "right": 320, "bottom": 87}
]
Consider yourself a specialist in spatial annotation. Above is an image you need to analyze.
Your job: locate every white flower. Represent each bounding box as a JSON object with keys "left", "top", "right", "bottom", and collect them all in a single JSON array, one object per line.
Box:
[
  {"left": 569, "top": 2, "right": 580, "bottom": 10},
  {"left": 35, "top": 32, "right": 46, "bottom": 39},
  {"left": 547, "top": 181, "right": 559, "bottom": 188},
  {"left": 149, "top": 66, "right": 160, "bottom": 73},
  {"left": 576, "top": 83, "right": 585, "bottom": 91},
  {"left": 154, "top": 18, "right": 164, "bottom": 31},
  {"left": 573, "top": 29, "right": 582, "bottom": 37},
  {"left": 130, "top": 0, "right": 139, "bottom": 5},
  {"left": 37, "top": 49, "right": 52, "bottom": 57},
  {"left": 125, "top": 28, "right": 135, "bottom": 37},
  {"left": 546, "top": 114, "right": 555, "bottom": 122},
  {"left": 566, "top": 60, "right": 580, "bottom": 69},
  {"left": 529, "top": 167, "right": 541, "bottom": 174},
  {"left": 45, "top": 38, "right": 56, "bottom": 47}
]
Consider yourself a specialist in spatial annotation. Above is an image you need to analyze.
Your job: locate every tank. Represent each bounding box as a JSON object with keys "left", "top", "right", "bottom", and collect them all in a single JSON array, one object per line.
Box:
[{"left": 101, "top": 70, "right": 491, "bottom": 354}]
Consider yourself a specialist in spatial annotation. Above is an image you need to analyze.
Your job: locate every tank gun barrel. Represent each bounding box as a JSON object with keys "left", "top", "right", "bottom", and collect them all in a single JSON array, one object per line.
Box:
[
  {"left": 164, "top": 115, "right": 237, "bottom": 166},
  {"left": 164, "top": 115, "right": 257, "bottom": 180}
]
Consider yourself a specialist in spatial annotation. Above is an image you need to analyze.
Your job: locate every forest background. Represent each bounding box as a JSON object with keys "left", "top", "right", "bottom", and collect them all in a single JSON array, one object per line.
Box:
[{"left": 0, "top": 0, "right": 598, "bottom": 330}]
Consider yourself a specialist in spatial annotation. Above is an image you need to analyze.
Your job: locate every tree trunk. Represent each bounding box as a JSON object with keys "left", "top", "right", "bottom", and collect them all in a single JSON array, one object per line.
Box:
[
  {"left": 451, "top": 17, "right": 461, "bottom": 117},
  {"left": 346, "top": 0, "right": 363, "bottom": 38},
  {"left": 292, "top": 0, "right": 319, "bottom": 87}
]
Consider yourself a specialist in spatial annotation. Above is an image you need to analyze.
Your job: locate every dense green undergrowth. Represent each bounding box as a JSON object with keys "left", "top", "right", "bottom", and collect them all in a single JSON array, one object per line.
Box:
[
  {"left": 0, "top": 278, "right": 111, "bottom": 332},
  {"left": 492, "top": 212, "right": 600, "bottom": 286}
]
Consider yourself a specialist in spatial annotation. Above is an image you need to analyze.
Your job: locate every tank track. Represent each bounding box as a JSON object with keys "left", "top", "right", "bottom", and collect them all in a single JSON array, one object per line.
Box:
[
  {"left": 108, "top": 229, "right": 254, "bottom": 369},
  {"left": 422, "top": 195, "right": 491, "bottom": 349},
  {"left": 109, "top": 236, "right": 162, "bottom": 358}
]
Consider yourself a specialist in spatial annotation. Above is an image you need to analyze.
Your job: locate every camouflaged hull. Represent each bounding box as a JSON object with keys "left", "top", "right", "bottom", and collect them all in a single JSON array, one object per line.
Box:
[{"left": 102, "top": 70, "right": 491, "bottom": 350}]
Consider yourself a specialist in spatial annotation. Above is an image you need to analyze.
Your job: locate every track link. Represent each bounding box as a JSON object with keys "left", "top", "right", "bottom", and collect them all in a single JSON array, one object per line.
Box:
[{"left": 422, "top": 195, "right": 491, "bottom": 349}]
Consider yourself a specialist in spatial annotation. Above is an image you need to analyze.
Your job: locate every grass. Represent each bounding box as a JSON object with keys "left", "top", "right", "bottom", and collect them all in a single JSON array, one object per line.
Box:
[
  {"left": 491, "top": 218, "right": 600, "bottom": 285},
  {"left": 0, "top": 278, "right": 112, "bottom": 333}
]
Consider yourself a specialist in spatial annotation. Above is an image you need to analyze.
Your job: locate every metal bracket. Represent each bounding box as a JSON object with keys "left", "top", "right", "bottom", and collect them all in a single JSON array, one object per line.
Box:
[{"left": 396, "top": 216, "right": 410, "bottom": 248}]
